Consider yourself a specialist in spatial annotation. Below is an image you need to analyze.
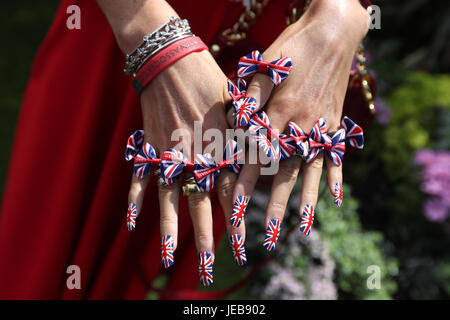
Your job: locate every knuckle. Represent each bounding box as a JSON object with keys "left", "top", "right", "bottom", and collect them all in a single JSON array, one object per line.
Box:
[
  {"left": 278, "top": 161, "right": 300, "bottom": 183},
  {"left": 129, "top": 183, "right": 142, "bottom": 200},
  {"left": 302, "top": 189, "right": 318, "bottom": 204},
  {"left": 158, "top": 183, "right": 179, "bottom": 194},
  {"left": 218, "top": 180, "right": 235, "bottom": 198},
  {"left": 268, "top": 200, "right": 288, "bottom": 216},
  {"left": 217, "top": 172, "right": 236, "bottom": 198},
  {"left": 188, "top": 192, "right": 209, "bottom": 209},
  {"left": 271, "top": 93, "right": 300, "bottom": 112},
  {"left": 160, "top": 214, "right": 177, "bottom": 227},
  {"left": 196, "top": 231, "right": 213, "bottom": 248},
  {"left": 309, "top": 157, "right": 324, "bottom": 170},
  {"left": 249, "top": 75, "right": 271, "bottom": 93}
]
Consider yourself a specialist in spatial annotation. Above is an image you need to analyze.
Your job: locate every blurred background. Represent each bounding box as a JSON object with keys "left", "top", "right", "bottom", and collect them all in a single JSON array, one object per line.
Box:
[{"left": 1, "top": 0, "right": 449, "bottom": 299}]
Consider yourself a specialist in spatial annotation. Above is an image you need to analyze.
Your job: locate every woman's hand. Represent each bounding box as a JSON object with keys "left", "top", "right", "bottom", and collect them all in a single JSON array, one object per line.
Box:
[
  {"left": 98, "top": 0, "right": 243, "bottom": 285},
  {"left": 128, "top": 50, "right": 241, "bottom": 285},
  {"left": 228, "top": 0, "right": 370, "bottom": 246}
]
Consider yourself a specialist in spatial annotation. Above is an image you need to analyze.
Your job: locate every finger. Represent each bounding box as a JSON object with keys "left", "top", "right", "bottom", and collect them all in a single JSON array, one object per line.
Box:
[
  {"left": 187, "top": 187, "right": 215, "bottom": 286},
  {"left": 216, "top": 170, "right": 247, "bottom": 266},
  {"left": 264, "top": 157, "right": 301, "bottom": 252},
  {"left": 231, "top": 163, "right": 261, "bottom": 229},
  {"left": 299, "top": 154, "right": 324, "bottom": 236},
  {"left": 246, "top": 73, "right": 275, "bottom": 112},
  {"left": 127, "top": 173, "right": 150, "bottom": 232},
  {"left": 325, "top": 156, "right": 343, "bottom": 207},
  {"left": 158, "top": 179, "right": 180, "bottom": 269}
]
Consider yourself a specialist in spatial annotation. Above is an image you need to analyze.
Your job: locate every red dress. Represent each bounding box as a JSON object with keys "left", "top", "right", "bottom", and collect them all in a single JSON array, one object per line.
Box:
[{"left": 0, "top": 0, "right": 291, "bottom": 299}]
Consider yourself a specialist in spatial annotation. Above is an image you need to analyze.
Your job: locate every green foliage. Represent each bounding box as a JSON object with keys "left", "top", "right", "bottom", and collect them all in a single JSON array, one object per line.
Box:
[
  {"left": 317, "top": 185, "right": 398, "bottom": 299},
  {"left": 382, "top": 72, "right": 450, "bottom": 179},
  {"left": 345, "top": 70, "right": 450, "bottom": 299}
]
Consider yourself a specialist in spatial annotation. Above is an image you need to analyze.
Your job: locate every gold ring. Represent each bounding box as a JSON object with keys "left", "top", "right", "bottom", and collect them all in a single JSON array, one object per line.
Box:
[
  {"left": 154, "top": 169, "right": 169, "bottom": 187},
  {"left": 181, "top": 176, "right": 202, "bottom": 196}
]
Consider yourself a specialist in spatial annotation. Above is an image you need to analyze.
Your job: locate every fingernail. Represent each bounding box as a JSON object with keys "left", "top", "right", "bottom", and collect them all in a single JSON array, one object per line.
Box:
[
  {"left": 334, "top": 182, "right": 343, "bottom": 207},
  {"left": 263, "top": 218, "right": 281, "bottom": 252},
  {"left": 127, "top": 203, "right": 137, "bottom": 231},
  {"left": 229, "top": 234, "right": 247, "bottom": 266},
  {"left": 233, "top": 97, "right": 256, "bottom": 127},
  {"left": 198, "top": 251, "right": 214, "bottom": 286},
  {"left": 300, "top": 204, "right": 315, "bottom": 236},
  {"left": 230, "top": 195, "right": 249, "bottom": 228},
  {"left": 161, "top": 235, "right": 174, "bottom": 268}
]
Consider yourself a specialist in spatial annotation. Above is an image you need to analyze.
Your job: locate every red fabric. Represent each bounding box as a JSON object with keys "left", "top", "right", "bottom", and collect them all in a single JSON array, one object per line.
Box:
[{"left": 0, "top": 0, "right": 292, "bottom": 299}]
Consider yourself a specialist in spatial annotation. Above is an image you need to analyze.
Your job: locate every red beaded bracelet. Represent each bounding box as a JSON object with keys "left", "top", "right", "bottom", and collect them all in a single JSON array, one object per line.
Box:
[{"left": 132, "top": 36, "right": 208, "bottom": 94}]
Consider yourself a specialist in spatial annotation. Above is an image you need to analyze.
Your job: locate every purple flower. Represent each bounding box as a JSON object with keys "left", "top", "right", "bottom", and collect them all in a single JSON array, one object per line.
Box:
[
  {"left": 424, "top": 198, "right": 449, "bottom": 222},
  {"left": 415, "top": 149, "right": 450, "bottom": 222},
  {"left": 374, "top": 98, "right": 391, "bottom": 125}
]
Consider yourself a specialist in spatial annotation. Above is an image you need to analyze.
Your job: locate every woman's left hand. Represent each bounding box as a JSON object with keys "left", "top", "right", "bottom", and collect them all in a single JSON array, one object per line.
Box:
[{"left": 227, "top": 0, "right": 370, "bottom": 245}]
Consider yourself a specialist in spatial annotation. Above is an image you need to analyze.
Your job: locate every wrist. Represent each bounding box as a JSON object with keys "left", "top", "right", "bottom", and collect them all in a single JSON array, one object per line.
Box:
[
  {"left": 299, "top": 0, "right": 369, "bottom": 46},
  {"left": 97, "top": 0, "right": 179, "bottom": 54}
]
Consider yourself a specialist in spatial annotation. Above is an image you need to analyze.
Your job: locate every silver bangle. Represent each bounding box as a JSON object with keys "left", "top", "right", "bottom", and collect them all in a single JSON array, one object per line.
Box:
[
  {"left": 124, "top": 17, "right": 193, "bottom": 75},
  {"left": 133, "top": 32, "right": 193, "bottom": 74}
]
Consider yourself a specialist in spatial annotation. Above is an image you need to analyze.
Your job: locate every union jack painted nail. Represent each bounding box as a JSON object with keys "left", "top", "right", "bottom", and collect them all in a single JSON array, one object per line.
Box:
[
  {"left": 161, "top": 235, "right": 174, "bottom": 268},
  {"left": 334, "top": 183, "right": 343, "bottom": 207},
  {"left": 230, "top": 196, "right": 249, "bottom": 228},
  {"left": 127, "top": 203, "right": 137, "bottom": 231},
  {"left": 198, "top": 251, "right": 214, "bottom": 286},
  {"left": 233, "top": 97, "right": 256, "bottom": 127},
  {"left": 229, "top": 234, "right": 247, "bottom": 266},
  {"left": 300, "top": 204, "right": 315, "bottom": 236},
  {"left": 263, "top": 218, "right": 281, "bottom": 252}
]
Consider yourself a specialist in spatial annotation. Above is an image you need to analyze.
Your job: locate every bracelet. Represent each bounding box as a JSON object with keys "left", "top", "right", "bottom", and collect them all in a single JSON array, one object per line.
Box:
[
  {"left": 132, "top": 36, "right": 208, "bottom": 95},
  {"left": 124, "top": 17, "right": 193, "bottom": 75}
]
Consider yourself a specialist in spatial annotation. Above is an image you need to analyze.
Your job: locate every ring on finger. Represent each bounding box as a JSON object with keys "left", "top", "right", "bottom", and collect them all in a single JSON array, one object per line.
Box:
[{"left": 181, "top": 174, "right": 202, "bottom": 197}]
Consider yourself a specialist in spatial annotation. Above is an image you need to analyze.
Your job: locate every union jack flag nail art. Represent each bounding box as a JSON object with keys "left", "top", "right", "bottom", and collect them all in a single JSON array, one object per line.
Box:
[
  {"left": 161, "top": 235, "right": 174, "bottom": 268},
  {"left": 229, "top": 234, "right": 247, "bottom": 266},
  {"left": 233, "top": 96, "right": 256, "bottom": 127},
  {"left": 263, "top": 218, "right": 281, "bottom": 252},
  {"left": 334, "top": 183, "right": 343, "bottom": 207},
  {"left": 198, "top": 251, "right": 214, "bottom": 286},
  {"left": 127, "top": 203, "right": 137, "bottom": 231},
  {"left": 230, "top": 196, "right": 249, "bottom": 228},
  {"left": 300, "top": 205, "right": 315, "bottom": 236}
]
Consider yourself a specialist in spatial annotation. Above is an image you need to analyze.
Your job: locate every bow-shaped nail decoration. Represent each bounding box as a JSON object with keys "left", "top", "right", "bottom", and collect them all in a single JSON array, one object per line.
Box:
[
  {"left": 306, "top": 118, "right": 346, "bottom": 166},
  {"left": 160, "top": 149, "right": 194, "bottom": 185},
  {"left": 341, "top": 116, "right": 364, "bottom": 149},
  {"left": 288, "top": 122, "right": 309, "bottom": 158},
  {"left": 227, "top": 78, "right": 248, "bottom": 102},
  {"left": 134, "top": 142, "right": 160, "bottom": 179},
  {"left": 125, "top": 130, "right": 144, "bottom": 161},
  {"left": 279, "top": 134, "right": 297, "bottom": 160},
  {"left": 194, "top": 139, "right": 243, "bottom": 192},
  {"left": 238, "top": 50, "right": 293, "bottom": 85},
  {"left": 249, "top": 111, "right": 281, "bottom": 160},
  {"left": 233, "top": 96, "right": 256, "bottom": 127}
]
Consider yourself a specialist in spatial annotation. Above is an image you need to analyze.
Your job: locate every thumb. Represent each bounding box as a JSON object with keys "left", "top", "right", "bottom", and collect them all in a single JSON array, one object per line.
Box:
[{"left": 245, "top": 73, "right": 275, "bottom": 112}]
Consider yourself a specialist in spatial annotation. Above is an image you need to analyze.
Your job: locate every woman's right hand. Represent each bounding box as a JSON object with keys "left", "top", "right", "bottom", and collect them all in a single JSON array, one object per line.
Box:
[{"left": 127, "top": 49, "right": 244, "bottom": 286}]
